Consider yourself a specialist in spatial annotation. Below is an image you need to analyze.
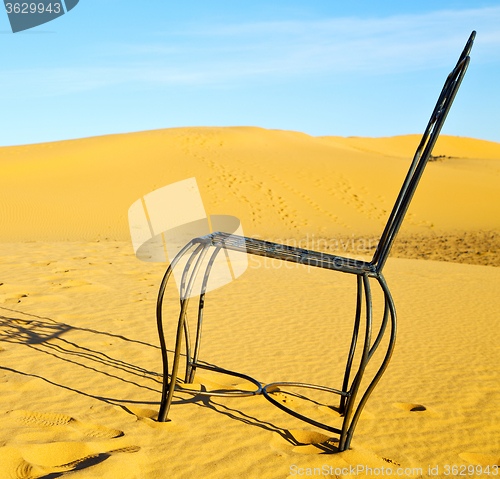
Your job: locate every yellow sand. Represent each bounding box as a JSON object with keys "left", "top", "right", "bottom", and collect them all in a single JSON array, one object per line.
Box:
[
  {"left": 1, "top": 128, "right": 499, "bottom": 241},
  {"left": 0, "top": 127, "right": 499, "bottom": 478}
]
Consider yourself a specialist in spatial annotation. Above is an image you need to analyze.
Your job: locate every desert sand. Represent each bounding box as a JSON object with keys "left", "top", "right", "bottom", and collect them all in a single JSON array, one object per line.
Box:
[{"left": 0, "top": 127, "right": 499, "bottom": 478}]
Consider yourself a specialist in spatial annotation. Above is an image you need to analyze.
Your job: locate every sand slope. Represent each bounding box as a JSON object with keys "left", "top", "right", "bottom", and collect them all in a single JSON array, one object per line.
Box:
[{"left": 0, "top": 127, "right": 499, "bottom": 242}]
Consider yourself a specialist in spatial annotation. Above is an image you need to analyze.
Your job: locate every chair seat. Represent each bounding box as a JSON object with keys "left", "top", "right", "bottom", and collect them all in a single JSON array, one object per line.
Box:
[{"left": 196, "top": 231, "right": 377, "bottom": 275}]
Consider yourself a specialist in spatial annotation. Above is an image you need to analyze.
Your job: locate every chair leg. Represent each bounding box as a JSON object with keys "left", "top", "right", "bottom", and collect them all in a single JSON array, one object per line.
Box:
[
  {"left": 340, "top": 275, "right": 363, "bottom": 414},
  {"left": 159, "top": 298, "right": 191, "bottom": 422},
  {"left": 157, "top": 241, "right": 197, "bottom": 422},
  {"left": 183, "top": 313, "right": 192, "bottom": 382},
  {"left": 178, "top": 245, "right": 209, "bottom": 383},
  {"left": 340, "top": 274, "right": 397, "bottom": 451},
  {"left": 188, "top": 246, "right": 223, "bottom": 384},
  {"left": 157, "top": 242, "right": 211, "bottom": 422},
  {"left": 339, "top": 274, "right": 373, "bottom": 451}
]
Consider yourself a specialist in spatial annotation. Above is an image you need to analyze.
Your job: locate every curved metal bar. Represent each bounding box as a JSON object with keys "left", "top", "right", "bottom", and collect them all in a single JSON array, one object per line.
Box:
[
  {"left": 265, "top": 381, "right": 347, "bottom": 398},
  {"left": 178, "top": 244, "right": 207, "bottom": 384},
  {"left": 339, "top": 273, "right": 373, "bottom": 451},
  {"left": 183, "top": 313, "right": 192, "bottom": 382},
  {"left": 340, "top": 274, "right": 363, "bottom": 414},
  {"left": 156, "top": 240, "right": 199, "bottom": 422},
  {"left": 367, "top": 294, "right": 389, "bottom": 361},
  {"left": 262, "top": 382, "right": 345, "bottom": 435},
  {"left": 158, "top": 297, "right": 191, "bottom": 422},
  {"left": 180, "top": 362, "right": 262, "bottom": 397},
  {"left": 179, "top": 243, "right": 205, "bottom": 299},
  {"left": 371, "top": 33, "right": 473, "bottom": 272},
  {"left": 158, "top": 242, "right": 212, "bottom": 422},
  {"left": 374, "top": 55, "right": 471, "bottom": 273},
  {"left": 182, "top": 244, "right": 220, "bottom": 381},
  {"left": 342, "top": 274, "right": 397, "bottom": 450},
  {"left": 187, "top": 246, "right": 224, "bottom": 383}
]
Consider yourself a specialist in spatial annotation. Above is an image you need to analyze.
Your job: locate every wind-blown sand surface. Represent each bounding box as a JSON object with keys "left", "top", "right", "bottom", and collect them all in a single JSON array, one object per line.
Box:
[{"left": 0, "top": 127, "right": 499, "bottom": 478}]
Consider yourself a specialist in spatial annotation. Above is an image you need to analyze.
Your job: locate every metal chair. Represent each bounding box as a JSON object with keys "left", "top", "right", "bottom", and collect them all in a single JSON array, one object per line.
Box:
[{"left": 154, "top": 32, "right": 475, "bottom": 451}]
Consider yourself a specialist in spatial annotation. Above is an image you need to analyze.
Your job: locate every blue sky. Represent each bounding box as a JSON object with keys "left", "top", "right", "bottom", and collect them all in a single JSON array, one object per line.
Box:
[{"left": 1, "top": 0, "right": 499, "bottom": 146}]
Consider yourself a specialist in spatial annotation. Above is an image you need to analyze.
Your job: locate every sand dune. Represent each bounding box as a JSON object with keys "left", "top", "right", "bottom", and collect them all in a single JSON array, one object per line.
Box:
[
  {"left": 321, "top": 134, "right": 500, "bottom": 160},
  {"left": 0, "top": 128, "right": 499, "bottom": 478},
  {"left": 0, "top": 127, "right": 498, "bottom": 245}
]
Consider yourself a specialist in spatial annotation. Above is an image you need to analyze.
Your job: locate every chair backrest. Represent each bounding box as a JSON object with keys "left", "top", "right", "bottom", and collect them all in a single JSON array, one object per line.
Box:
[{"left": 371, "top": 31, "right": 475, "bottom": 273}]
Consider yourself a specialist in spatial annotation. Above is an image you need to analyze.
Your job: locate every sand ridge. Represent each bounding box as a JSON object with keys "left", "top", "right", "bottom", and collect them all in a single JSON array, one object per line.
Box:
[{"left": 0, "top": 127, "right": 498, "bottom": 246}]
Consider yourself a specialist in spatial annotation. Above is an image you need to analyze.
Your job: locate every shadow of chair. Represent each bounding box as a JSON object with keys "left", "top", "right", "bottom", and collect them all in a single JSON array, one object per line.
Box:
[{"left": 154, "top": 32, "right": 475, "bottom": 452}]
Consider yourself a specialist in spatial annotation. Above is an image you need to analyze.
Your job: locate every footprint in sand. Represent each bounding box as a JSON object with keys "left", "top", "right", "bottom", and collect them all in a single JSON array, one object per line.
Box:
[
  {"left": 186, "top": 373, "right": 258, "bottom": 394},
  {"left": 271, "top": 431, "right": 414, "bottom": 478},
  {"left": 116, "top": 405, "right": 181, "bottom": 429},
  {"left": 271, "top": 429, "right": 407, "bottom": 476},
  {"left": 8, "top": 410, "right": 123, "bottom": 439},
  {"left": 271, "top": 430, "right": 339, "bottom": 454},
  {"left": 55, "top": 279, "right": 110, "bottom": 292},
  {"left": 0, "top": 293, "right": 29, "bottom": 304},
  {"left": 266, "top": 388, "right": 295, "bottom": 405},
  {"left": 316, "top": 405, "right": 375, "bottom": 420},
  {"left": 393, "top": 402, "right": 438, "bottom": 416},
  {"left": 118, "top": 406, "right": 159, "bottom": 420},
  {"left": 267, "top": 388, "right": 374, "bottom": 422},
  {"left": 394, "top": 402, "right": 426, "bottom": 412},
  {"left": 0, "top": 443, "right": 140, "bottom": 479}
]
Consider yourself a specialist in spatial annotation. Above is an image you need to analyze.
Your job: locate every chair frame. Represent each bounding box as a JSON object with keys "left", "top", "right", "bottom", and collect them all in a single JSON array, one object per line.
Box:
[{"left": 154, "top": 32, "right": 474, "bottom": 452}]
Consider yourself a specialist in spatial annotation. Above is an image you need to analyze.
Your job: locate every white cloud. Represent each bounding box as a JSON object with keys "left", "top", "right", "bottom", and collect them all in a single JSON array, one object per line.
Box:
[
  {"left": 164, "top": 6, "right": 500, "bottom": 74},
  {"left": 1, "top": 6, "right": 498, "bottom": 98}
]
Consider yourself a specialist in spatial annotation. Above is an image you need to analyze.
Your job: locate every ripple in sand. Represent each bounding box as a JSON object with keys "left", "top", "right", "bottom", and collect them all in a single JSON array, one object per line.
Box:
[
  {"left": 8, "top": 410, "right": 123, "bottom": 439},
  {"left": 459, "top": 452, "right": 500, "bottom": 467}
]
